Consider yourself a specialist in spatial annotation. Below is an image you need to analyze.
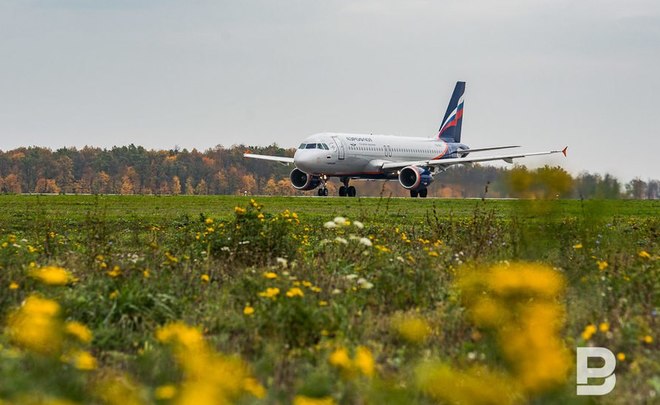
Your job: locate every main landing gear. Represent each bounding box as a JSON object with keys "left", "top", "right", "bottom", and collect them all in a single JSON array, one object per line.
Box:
[
  {"left": 338, "top": 177, "right": 356, "bottom": 197},
  {"left": 410, "top": 188, "right": 428, "bottom": 198}
]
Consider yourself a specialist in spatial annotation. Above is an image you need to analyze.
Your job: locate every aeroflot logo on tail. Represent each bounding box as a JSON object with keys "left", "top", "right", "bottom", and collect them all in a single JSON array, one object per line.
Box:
[{"left": 576, "top": 347, "right": 617, "bottom": 395}]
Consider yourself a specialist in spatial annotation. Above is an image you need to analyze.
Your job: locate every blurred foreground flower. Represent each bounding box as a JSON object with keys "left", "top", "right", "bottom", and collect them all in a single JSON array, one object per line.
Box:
[
  {"left": 155, "top": 321, "right": 264, "bottom": 404},
  {"left": 6, "top": 295, "right": 63, "bottom": 354},
  {"left": 30, "top": 266, "right": 72, "bottom": 286}
]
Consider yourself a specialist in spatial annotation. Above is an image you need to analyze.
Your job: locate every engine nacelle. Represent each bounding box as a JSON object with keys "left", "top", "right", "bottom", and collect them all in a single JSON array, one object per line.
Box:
[
  {"left": 290, "top": 168, "right": 321, "bottom": 191},
  {"left": 398, "top": 166, "right": 433, "bottom": 191}
]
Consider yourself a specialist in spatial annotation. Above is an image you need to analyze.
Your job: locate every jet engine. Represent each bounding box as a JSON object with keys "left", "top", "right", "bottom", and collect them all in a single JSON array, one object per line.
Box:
[
  {"left": 290, "top": 168, "right": 321, "bottom": 191},
  {"left": 398, "top": 166, "right": 433, "bottom": 190}
]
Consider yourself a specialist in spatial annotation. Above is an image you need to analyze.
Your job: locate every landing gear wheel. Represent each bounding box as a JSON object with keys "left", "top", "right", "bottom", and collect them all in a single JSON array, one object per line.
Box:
[
  {"left": 347, "top": 186, "right": 357, "bottom": 197},
  {"left": 339, "top": 186, "right": 347, "bottom": 197},
  {"left": 410, "top": 189, "right": 419, "bottom": 198},
  {"left": 419, "top": 188, "right": 428, "bottom": 198},
  {"left": 317, "top": 188, "right": 324, "bottom": 196},
  {"left": 323, "top": 188, "right": 329, "bottom": 196}
]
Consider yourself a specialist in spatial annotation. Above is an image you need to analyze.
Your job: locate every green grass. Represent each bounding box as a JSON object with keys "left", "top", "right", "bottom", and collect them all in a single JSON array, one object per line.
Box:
[{"left": 0, "top": 195, "right": 657, "bottom": 404}]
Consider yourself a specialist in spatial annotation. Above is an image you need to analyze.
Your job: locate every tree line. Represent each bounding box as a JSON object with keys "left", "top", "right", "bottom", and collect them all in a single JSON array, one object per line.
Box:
[{"left": 0, "top": 145, "right": 657, "bottom": 199}]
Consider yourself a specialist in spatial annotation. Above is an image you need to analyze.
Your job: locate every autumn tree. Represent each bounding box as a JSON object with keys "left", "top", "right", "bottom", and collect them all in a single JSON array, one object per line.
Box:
[{"left": 172, "top": 176, "right": 182, "bottom": 195}]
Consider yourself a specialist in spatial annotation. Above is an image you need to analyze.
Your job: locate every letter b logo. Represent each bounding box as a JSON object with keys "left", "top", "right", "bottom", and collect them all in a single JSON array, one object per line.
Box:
[{"left": 576, "top": 347, "right": 616, "bottom": 395}]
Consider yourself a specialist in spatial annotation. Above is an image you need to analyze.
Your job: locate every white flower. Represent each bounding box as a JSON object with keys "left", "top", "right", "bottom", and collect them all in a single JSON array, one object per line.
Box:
[
  {"left": 359, "top": 237, "right": 372, "bottom": 247},
  {"left": 353, "top": 221, "right": 364, "bottom": 229},
  {"left": 323, "top": 221, "right": 337, "bottom": 229},
  {"left": 332, "top": 288, "right": 342, "bottom": 294},
  {"left": 345, "top": 274, "right": 358, "bottom": 280},
  {"left": 221, "top": 246, "right": 230, "bottom": 252},
  {"left": 334, "top": 237, "right": 348, "bottom": 245},
  {"left": 276, "top": 257, "right": 288, "bottom": 268},
  {"left": 333, "top": 216, "right": 347, "bottom": 226},
  {"left": 357, "top": 278, "right": 374, "bottom": 289}
]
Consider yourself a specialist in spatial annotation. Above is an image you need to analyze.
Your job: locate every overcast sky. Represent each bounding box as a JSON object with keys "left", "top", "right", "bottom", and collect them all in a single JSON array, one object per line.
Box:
[{"left": 1, "top": 0, "right": 658, "bottom": 181}]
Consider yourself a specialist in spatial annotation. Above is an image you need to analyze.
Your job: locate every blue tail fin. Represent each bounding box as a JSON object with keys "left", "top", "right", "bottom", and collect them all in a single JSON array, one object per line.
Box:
[{"left": 437, "top": 81, "right": 465, "bottom": 142}]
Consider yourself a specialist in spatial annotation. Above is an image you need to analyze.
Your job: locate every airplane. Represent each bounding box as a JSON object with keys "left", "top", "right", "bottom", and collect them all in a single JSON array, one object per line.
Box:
[{"left": 244, "top": 81, "right": 567, "bottom": 197}]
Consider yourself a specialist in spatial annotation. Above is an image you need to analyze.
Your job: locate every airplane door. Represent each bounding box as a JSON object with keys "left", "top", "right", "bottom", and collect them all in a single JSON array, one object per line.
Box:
[{"left": 332, "top": 136, "right": 345, "bottom": 160}]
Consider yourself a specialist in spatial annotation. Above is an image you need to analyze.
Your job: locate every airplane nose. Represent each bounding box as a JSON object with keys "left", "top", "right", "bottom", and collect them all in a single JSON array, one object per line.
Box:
[{"left": 294, "top": 151, "right": 313, "bottom": 173}]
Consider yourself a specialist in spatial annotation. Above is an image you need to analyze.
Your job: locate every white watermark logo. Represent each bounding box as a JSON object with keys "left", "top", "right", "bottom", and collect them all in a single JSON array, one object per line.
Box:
[{"left": 576, "top": 347, "right": 616, "bottom": 395}]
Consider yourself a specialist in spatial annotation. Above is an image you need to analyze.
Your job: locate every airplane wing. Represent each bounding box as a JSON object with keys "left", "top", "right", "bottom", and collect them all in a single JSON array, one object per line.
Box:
[
  {"left": 244, "top": 153, "right": 294, "bottom": 164},
  {"left": 381, "top": 147, "right": 567, "bottom": 171}
]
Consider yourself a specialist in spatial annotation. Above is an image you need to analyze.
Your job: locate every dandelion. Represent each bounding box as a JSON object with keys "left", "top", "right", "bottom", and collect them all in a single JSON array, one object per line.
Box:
[
  {"left": 354, "top": 346, "right": 374, "bottom": 377},
  {"left": 598, "top": 322, "right": 609, "bottom": 333},
  {"left": 617, "top": 352, "right": 626, "bottom": 361},
  {"left": 143, "top": 269, "right": 150, "bottom": 278},
  {"left": 205, "top": 217, "right": 214, "bottom": 225},
  {"left": 258, "top": 287, "right": 280, "bottom": 299},
  {"left": 243, "top": 377, "right": 266, "bottom": 399},
  {"left": 155, "top": 385, "right": 177, "bottom": 400},
  {"left": 393, "top": 315, "right": 431, "bottom": 344},
  {"left": 165, "top": 252, "right": 179, "bottom": 263},
  {"left": 582, "top": 324, "right": 597, "bottom": 341},
  {"left": 7, "top": 295, "right": 63, "bottom": 355},
  {"left": 293, "top": 395, "right": 336, "bottom": 405},
  {"left": 65, "top": 321, "right": 93, "bottom": 343},
  {"left": 428, "top": 251, "right": 439, "bottom": 257},
  {"left": 328, "top": 347, "right": 351, "bottom": 369},
  {"left": 263, "top": 272, "right": 278, "bottom": 279},
  {"left": 107, "top": 266, "right": 122, "bottom": 278},
  {"left": 9, "top": 282, "right": 19, "bottom": 290},
  {"left": 596, "top": 260, "right": 608, "bottom": 271},
  {"left": 201, "top": 274, "right": 210, "bottom": 282},
  {"left": 286, "top": 287, "right": 304, "bottom": 298},
  {"left": 573, "top": 243, "right": 583, "bottom": 249},
  {"left": 323, "top": 221, "right": 336, "bottom": 229},
  {"left": 234, "top": 206, "right": 246, "bottom": 215},
  {"left": 243, "top": 306, "right": 255, "bottom": 315},
  {"left": 319, "top": 300, "right": 328, "bottom": 307},
  {"left": 109, "top": 290, "right": 119, "bottom": 300},
  {"left": 30, "top": 266, "right": 71, "bottom": 285},
  {"left": 642, "top": 335, "right": 653, "bottom": 344},
  {"left": 358, "top": 237, "right": 372, "bottom": 247},
  {"left": 70, "top": 350, "right": 98, "bottom": 371},
  {"left": 638, "top": 250, "right": 651, "bottom": 259}
]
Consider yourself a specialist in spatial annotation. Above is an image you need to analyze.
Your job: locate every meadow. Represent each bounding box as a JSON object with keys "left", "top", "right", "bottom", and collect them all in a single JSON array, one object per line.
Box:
[{"left": 0, "top": 195, "right": 657, "bottom": 404}]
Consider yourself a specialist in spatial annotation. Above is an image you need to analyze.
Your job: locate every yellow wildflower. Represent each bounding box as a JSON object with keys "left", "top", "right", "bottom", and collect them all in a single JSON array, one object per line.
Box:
[
  {"left": 9, "top": 282, "right": 19, "bottom": 290},
  {"left": 30, "top": 266, "right": 71, "bottom": 285},
  {"left": 201, "top": 274, "right": 210, "bottom": 282},
  {"left": 258, "top": 287, "right": 280, "bottom": 299},
  {"left": 107, "top": 265, "right": 122, "bottom": 278},
  {"left": 617, "top": 352, "right": 626, "bottom": 362},
  {"left": 393, "top": 315, "right": 431, "bottom": 344},
  {"left": 598, "top": 322, "right": 609, "bottom": 333},
  {"left": 65, "top": 321, "right": 93, "bottom": 343},
  {"left": 7, "top": 295, "right": 62, "bottom": 355},
  {"left": 573, "top": 243, "right": 583, "bottom": 249},
  {"left": 263, "top": 272, "right": 278, "bottom": 279},
  {"left": 596, "top": 260, "right": 608, "bottom": 271},
  {"left": 234, "top": 206, "right": 246, "bottom": 215},
  {"left": 109, "top": 290, "right": 119, "bottom": 300},
  {"left": 319, "top": 301, "right": 328, "bottom": 307},
  {"left": 155, "top": 384, "right": 177, "bottom": 400},
  {"left": 156, "top": 322, "right": 205, "bottom": 351},
  {"left": 286, "top": 287, "right": 304, "bottom": 298},
  {"left": 581, "top": 324, "right": 597, "bottom": 341},
  {"left": 354, "top": 346, "right": 374, "bottom": 377},
  {"left": 642, "top": 335, "right": 653, "bottom": 344},
  {"left": 293, "top": 395, "right": 336, "bottom": 405},
  {"left": 205, "top": 217, "right": 214, "bottom": 225},
  {"left": 243, "top": 306, "right": 255, "bottom": 315},
  {"left": 328, "top": 347, "right": 351, "bottom": 370},
  {"left": 143, "top": 269, "right": 150, "bottom": 278},
  {"left": 243, "top": 377, "right": 266, "bottom": 399},
  {"left": 71, "top": 350, "right": 98, "bottom": 370},
  {"left": 638, "top": 250, "right": 651, "bottom": 259}
]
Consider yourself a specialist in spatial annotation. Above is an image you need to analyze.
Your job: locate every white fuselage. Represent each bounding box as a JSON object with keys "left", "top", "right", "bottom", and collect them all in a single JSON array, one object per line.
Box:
[{"left": 294, "top": 132, "right": 461, "bottom": 178}]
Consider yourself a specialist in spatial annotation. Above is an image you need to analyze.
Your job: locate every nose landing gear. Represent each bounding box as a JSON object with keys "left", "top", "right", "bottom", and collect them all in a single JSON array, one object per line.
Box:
[{"left": 317, "top": 187, "right": 328, "bottom": 196}]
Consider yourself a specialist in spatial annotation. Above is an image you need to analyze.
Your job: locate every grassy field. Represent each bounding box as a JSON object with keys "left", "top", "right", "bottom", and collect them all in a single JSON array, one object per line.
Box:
[{"left": 0, "top": 195, "right": 657, "bottom": 404}]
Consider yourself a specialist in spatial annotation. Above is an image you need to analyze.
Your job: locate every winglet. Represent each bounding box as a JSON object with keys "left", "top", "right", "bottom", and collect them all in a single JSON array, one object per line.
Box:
[{"left": 562, "top": 146, "right": 568, "bottom": 157}]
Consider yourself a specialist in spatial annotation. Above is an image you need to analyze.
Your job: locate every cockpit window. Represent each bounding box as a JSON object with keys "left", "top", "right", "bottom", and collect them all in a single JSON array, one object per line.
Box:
[
  {"left": 299, "top": 143, "right": 306, "bottom": 149},
  {"left": 305, "top": 143, "right": 317, "bottom": 149},
  {"left": 320, "top": 143, "right": 329, "bottom": 150}
]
